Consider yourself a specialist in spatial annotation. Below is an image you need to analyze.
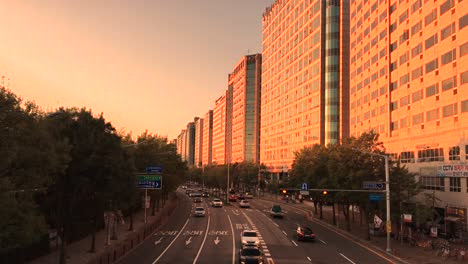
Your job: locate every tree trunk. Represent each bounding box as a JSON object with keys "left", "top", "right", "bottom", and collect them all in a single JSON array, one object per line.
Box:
[
  {"left": 343, "top": 204, "right": 351, "bottom": 232},
  {"left": 332, "top": 203, "right": 337, "bottom": 226},
  {"left": 352, "top": 204, "right": 355, "bottom": 223},
  {"left": 59, "top": 227, "right": 66, "bottom": 264},
  {"left": 319, "top": 201, "right": 323, "bottom": 220},
  {"left": 361, "top": 206, "right": 371, "bottom": 240},
  {"left": 128, "top": 207, "right": 134, "bottom": 231},
  {"left": 313, "top": 199, "right": 318, "bottom": 215},
  {"left": 89, "top": 215, "right": 97, "bottom": 253}
]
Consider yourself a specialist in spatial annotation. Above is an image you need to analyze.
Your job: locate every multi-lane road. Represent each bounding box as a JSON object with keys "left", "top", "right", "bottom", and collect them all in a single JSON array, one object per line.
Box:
[{"left": 118, "top": 190, "right": 399, "bottom": 264}]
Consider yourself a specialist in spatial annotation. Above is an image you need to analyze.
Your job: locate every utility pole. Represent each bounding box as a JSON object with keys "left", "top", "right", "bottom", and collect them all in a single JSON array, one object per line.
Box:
[{"left": 384, "top": 155, "right": 391, "bottom": 253}]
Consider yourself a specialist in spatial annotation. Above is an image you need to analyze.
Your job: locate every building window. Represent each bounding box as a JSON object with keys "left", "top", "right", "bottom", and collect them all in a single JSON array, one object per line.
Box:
[
  {"left": 380, "top": 29, "right": 387, "bottom": 40},
  {"left": 412, "top": 66, "right": 423, "bottom": 80},
  {"left": 442, "top": 103, "right": 458, "bottom": 117},
  {"left": 425, "top": 58, "right": 439, "bottom": 74},
  {"left": 418, "top": 148, "right": 444, "bottom": 162},
  {"left": 400, "top": 95, "right": 410, "bottom": 107},
  {"left": 412, "top": 89, "right": 424, "bottom": 102},
  {"left": 449, "top": 177, "right": 461, "bottom": 192},
  {"left": 462, "top": 71, "right": 468, "bottom": 85},
  {"left": 399, "top": 9, "right": 409, "bottom": 24},
  {"left": 400, "top": 151, "right": 415, "bottom": 163},
  {"left": 420, "top": 176, "right": 445, "bottom": 191},
  {"left": 440, "top": 0, "right": 455, "bottom": 16},
  {"left": 442, "top": 76, "right": 457, "bottom": 91},
  {"left": 441, "top": 49, "right": 456, "bottom": 65},
  {"left": 390, "top": 41, "right": 398, "bottom": 52},
  {"left": 399, "top": 30, "right": 410, "bottom": 44},
  {"left": 425, "top": 9, "right": 438, "bottom": 26},
  {"left": 426, "top": 108, "right": 440, "bottom": 121},
  {"left": 459, "top": 13, "right": 468, "bottom": 30},
  {"left": 412, "top": 112, "right": 424, "bottom": 125},
  {"left": 400, "top": 51, "right": 409, "bottom": 65},
  {"left": 412, "top": 0, "right": 422, "bottom": 14},
  {"left": 441, "top": 23, "right": 456, "bottom": 40},
  {"left": 391, "top": 101, "right": 398, "bottom": 111},
  {"left": 460, "top": 42, "right": 468, "bottom": 57},
  {"left": 425, "top": 83, "right": 439, "bottom": 97},
  {"left": 400, "top": 74, "right": 410, "bottom": 86},
  {"left": 412, "top": 43, "right": 423, "bottom": 58},
  {"left": 462, "top": 100, "right": 468, "bottom": 113},
  {"left": 390, "top": 61, "right": 398, "bottom": 72},
  {"left": 449, "top": 146, "right": 460, "bottom": 160},
  {"left": 400, "top": 116, "right": 410, "bottom": 128},
  {"left": 391, "top": 121, "right": 399, "bottom": 130},
  {"left": 391, "top": 81, "right": 398, "bottom": 91},
  {"left": 411, "top": 21, "right": 422, "bottom": 36},
  {"left": 425, "top": 33, "right": 439, "bottom": 50}
]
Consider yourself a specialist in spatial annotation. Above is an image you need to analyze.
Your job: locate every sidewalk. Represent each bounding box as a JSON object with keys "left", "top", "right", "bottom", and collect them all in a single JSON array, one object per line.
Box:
[
  {"left": 30, "top": 196, "right": 178, "bottom": 264},
  {"left": 260, "top": 193, "right": 466, "bottom": 264}
]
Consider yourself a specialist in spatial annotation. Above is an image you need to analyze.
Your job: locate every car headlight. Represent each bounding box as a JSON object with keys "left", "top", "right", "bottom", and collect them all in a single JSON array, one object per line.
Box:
[
  {"left": 255, "top": 240, "right": 260, "bottom": 245},
  {"left": 242, "top": 240, "right": 247, "bottom": 244}
]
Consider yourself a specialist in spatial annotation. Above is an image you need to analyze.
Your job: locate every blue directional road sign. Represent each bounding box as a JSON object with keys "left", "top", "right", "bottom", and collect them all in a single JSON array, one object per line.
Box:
[
  {"left": 362, "top": 181, "right": 385, "bottom": 190},
  {"left": 137, "top": 174, "right": 162, "bottom": 189},
  {"left": 146, "top": 166, "right": 163, "bottom": 174},
  {"left": 369, "top": 194, "right": 382, "bottom": 201},
  {"left": 301, "top": 183, "right": 308, "bottom": 190}
]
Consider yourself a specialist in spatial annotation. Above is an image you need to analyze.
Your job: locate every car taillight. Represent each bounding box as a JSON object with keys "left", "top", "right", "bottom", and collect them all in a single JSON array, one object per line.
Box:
[{"left": 298, "top": 232, "right": 304, "bottom": 236}]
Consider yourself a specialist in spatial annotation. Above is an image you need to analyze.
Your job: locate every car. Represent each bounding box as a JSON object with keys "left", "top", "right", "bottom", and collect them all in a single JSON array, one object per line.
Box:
[
  {"left": 244, "top": 192, "right": 254, "bottom": 199},
  {"left": 211, "top": 198, "right": 223, "bottom": 207},
  {"left": 181, "top": 185, "right": 187, "bottom": 189},
  {"left": 270, "top": 205, "right": 284, "bottom": 218},
  {"left": 193, "top": 197, "right": 202, "bottom": 203},
  {"left": 202, "top": 191, "right": 210, "bottom": 197},
  {"left": 296, "top": 226, "right": 316, "bottom": 241},
  {"left": 239, "top": 200, "right": 250, "bottom": 208},
  {"left": 193, "top": 207, "right": 205, "bottom": 217},
  {"left": 240, "top": 230, "right": 260, "bottom": 247},
  {"left": 237, "top": 194, "right": 246, "bottom": 200},
  {"left": 229, "top": 194, "right": 237, "bottom": 202},
  {"left": 239, "top": 246, "right": 264, "bottom": 264},
  {"left": 189, "top": 192, "right": 201, "bottom": 198}
]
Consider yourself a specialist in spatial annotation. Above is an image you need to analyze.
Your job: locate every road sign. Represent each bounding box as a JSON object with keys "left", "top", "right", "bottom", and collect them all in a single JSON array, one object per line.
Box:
[
  {"left": 362, "top": 181, "right": 385, "bottom": 190},
  {"left": 137, "top": 174, "right": 162, "bottom": 189},
  {"left": 301, "top": 183, "right": 308, "bottom": 190},
  {"left": 386, "top": 221, "right": 391, "bottom": 233},
  {"left": 369, "top": 194, "right": 382, "bottom": 201},
  {"left": 146, "top": 166, "right": 163, "bottom": 174},
  {"left": 300, "top": 190, "right": 309, "bottom": 195}
]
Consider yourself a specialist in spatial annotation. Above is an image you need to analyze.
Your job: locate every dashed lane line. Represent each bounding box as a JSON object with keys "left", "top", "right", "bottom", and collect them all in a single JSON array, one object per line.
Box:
[
  {"left": 227, "top": 215, "right": 235, "bottom": 264},
  {"left": 339, "top": 253, "right": 356, "bottom": 264},
  {"left": 291, "top": 240, "right": 298, "bottom": 247},
  {"left": 282, "top": 230, "right": 288, "bottom": 236},
  {"left": 318, "top": 239, "right": 327, "bottom": 245},
  {"left": 307, "top": 256, "right": 312, "bottom": 262},
  {"left": 193, "top": 216, "right": 211, "bottom": 264},
  {"left": 152, "top": 218, "right": 190, "bottom": 263}
]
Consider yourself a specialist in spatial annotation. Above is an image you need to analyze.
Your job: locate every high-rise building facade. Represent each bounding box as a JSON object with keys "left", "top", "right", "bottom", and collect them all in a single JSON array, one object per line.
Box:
[
  {"left": 184, "top": 118, "right": 198, "bottom": 166},
  {"left": 212, "top": 93, "right": 228, "bottom": 165},
  {"left": 230, "top": 54, "right": 262, "bottom": 164},
  {"left": 350, "top": 0, "right": 468, "bottom": 229},
  {"left": 261, "top": 0, "right": 350, "bottom": 177},
  {"left": 202, "top": 110, "right": 213, "bottom": 166},
  {"left": 177, "top": 129, "right": 187, "bottom": 161},
  {"left": 194, "top": 118, "right": 204, "bottom": 167}
]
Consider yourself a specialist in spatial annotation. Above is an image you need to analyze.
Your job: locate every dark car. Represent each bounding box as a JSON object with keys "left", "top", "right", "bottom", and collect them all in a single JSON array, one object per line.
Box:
[
  {"left": 202, "top": 192, "right": 210, "bottom": 197},
  {"left": 193, "top": 197, "right": 202, "bottom": 203},
  {"left": 239, "top": 246, "right": 264, "bottom": 264},
  {"left": 296, "top": 226, "right": 315, "bottom": 241},
  {"left": 270, "top": 205, "right": 284, "bottom": 218},
  {"left": 237, "top": 194, "right": 246, "bottom": 200},
  {"left": 229, "top": 194, "right": 237, "bottom": 202}
]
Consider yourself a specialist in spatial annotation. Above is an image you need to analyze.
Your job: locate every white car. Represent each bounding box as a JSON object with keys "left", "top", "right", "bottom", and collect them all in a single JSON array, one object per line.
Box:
[
  {"left": 239, "top": 200, "right": 250, "bottom": 208},
  {"left": 244, "top": 193, "right": 253, "bottom": 199},
  {"left": 211, "top": 198, "right": 223, "bottom": 207},
  {"left": 240, "top": 230, "right": 260, "bottom": 247},
  {"left": 194, "top": 207, "right": 206, "bottom": 217}
]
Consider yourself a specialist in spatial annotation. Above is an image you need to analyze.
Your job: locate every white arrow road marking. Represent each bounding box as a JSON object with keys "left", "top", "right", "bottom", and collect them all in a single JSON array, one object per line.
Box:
[
  {"left": 214, "top": 236, "right": 220, "bottom": 245},
  {"left": 185, "top": 236, "right": 192, "bottom": 246},
  {"left": 153, "top": 217, "right": 190, "bottom": 264},
  {"left": 154, "top": 237, "right": 164, "bottom": 245}
]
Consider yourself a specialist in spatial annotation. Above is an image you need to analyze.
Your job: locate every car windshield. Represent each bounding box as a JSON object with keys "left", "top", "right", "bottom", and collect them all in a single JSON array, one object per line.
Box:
[
  {"left": 243, "top": 231, "right": 257, "bottom": 237},
  {"left": 195, "top": 208, "right": 204, "bottom": 211},
  {"left": 213, "top": 199, "right": 221, "bottom": 202},
  {"left": 241, "top": 248, "right": 260, "bottom": 256},
  {"left": 303, "top": 227, "right": 313, "bottom": 234}
]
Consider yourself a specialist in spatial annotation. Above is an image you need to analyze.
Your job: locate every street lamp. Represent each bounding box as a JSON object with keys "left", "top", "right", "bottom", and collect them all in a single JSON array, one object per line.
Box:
[{"left": 356, "top": 149, "right": 391, "bottom": 253}]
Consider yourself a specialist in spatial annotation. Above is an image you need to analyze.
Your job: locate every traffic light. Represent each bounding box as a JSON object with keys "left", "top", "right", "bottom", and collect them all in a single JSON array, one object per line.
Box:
[
  {"left": 322, "top": 190, "right": 328, "bottom": 195},
  {"left": 282, "top": 189, "right": 287, "bottom": 194}
]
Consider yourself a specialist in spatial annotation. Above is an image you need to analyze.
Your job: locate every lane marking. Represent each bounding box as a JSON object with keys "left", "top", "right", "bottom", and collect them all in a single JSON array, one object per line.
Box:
[
  {"left": 282, "top": 230, "right": 287, "bottom": 236},
  {"left": 339, "top": 253, "right": 356, "bottom": 264},
  {"left": 193, "top": 216, "right": 211, "bottom": 264},
  {"left": 291, "top": 240, "right": 298, "bottom": 247},
  {"left": 319, "top": 239, "right": 327, "bottom": 245},
  {"left": 152, "top": 218, "right": 190, "bottom": 263},
  {"left": 227, "top": 215, "right": 236, "bottom": 264},
  {"left": 273, "top": 222, "right": 279, "bottom": 227},
  {"left": 307, "top": 256, "right": 312, "bottom": 262}
]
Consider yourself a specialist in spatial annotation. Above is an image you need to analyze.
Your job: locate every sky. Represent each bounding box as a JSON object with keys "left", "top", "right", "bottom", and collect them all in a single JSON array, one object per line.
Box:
[{"left": 0, "top": 0, "right": 273, "bottom": 139}]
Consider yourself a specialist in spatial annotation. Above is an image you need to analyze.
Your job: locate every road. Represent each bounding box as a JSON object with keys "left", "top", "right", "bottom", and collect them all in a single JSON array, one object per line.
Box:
[{"left": 118, "top": 190, "right": 398, "bottom": 264}]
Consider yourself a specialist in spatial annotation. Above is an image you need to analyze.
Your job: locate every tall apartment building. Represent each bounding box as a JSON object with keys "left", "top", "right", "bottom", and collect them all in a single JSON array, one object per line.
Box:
[
  {"left": 261, "top": 0, "right": 350, "bottom": 177},
  {"left": 350, "top": 0, "right": 468, "bottom": 230},
  {"left": 230, "top": 54, "right": 262, "bottom": 164},
  {"left": 212, "top": 93, "right": 228, "bottom": 165},
  {"left": 184, "top": 118, "right": 197, "bottom": 166},
  {"left": 194, "top": 118, "right": 204, "bottom": 167},
  {"left": 202, "top": 110, "right": 214, "bottom": 166},
  {"left": 176, "top": 129, "right": 187, "bottom": 161}
]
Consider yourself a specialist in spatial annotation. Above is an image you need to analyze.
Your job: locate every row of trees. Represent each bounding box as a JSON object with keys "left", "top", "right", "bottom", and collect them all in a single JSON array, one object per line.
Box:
[
  {"left": 0, "top": 87, "right": 187, "bottom": 263},
  {"left": 288, "top": 132, "right": 431, "bottom": 238}
]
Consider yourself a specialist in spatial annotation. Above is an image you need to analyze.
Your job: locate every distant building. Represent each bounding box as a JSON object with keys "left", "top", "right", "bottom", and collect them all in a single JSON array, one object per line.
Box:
[
  {"left": 184, "top": 118, "right": 198, "bottom": 167},
  {"left": 176, "top": 129, "right": 187, "bottom": 161},
  {"left": 260, "top": 0, "right": 350, "bottom": 178},
  {"left": 229, "top": 54, "right": 262, "bottom": 164},
  {"left": 212, "top": 93, "right": 228, "bottom": 165},
  {"left": 194, "top": 118, "right": 204, "bottom": 167},
  {"left": 202, "top": 110, "right": 213, "bottom": 166}
]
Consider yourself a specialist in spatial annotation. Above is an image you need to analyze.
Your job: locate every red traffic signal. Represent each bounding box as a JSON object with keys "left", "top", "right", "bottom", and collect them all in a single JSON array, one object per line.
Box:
[
  {"left": 282, "top": 189, "right": 287, "bottom": 194},
  {"left": 322, "top": 190, "right": 328, "bottom": 195}
]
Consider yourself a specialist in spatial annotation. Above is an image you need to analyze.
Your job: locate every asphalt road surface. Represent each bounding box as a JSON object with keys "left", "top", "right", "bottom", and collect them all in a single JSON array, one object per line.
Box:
[{"left": 118, "top": 190, "right": 397, "bottom": 264}]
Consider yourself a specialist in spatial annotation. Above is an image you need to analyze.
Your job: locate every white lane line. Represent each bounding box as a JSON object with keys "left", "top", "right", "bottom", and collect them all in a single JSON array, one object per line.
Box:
[
  {"left": 152, "top": 218, "right": 190, "bottom": 263},
  {"left": 318, "top": 239, "right": 327, "bottom": 244},
  {"left": 307, "top": 256, "right": 312, "bottom": 262},
  {"left": 282, "top": 230, "right": 287, "bottom": 236},
  {"left": 265, "top": 253, "right": 271, "bottom": 257},
  {"left": 227, "top": 215, "right": 236, "bottom": 264},
  {"left": 273, "top": 222, "right": 279, "bottom": 227},
  {"left": 193, "top": 216, "right": 211, "bottom": 264},
  {"left": 291, "top": 240, "right": 298, "bottom": 247},
  {"left": 339, "top": 253, "right": 356, "bottom": 264}
]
